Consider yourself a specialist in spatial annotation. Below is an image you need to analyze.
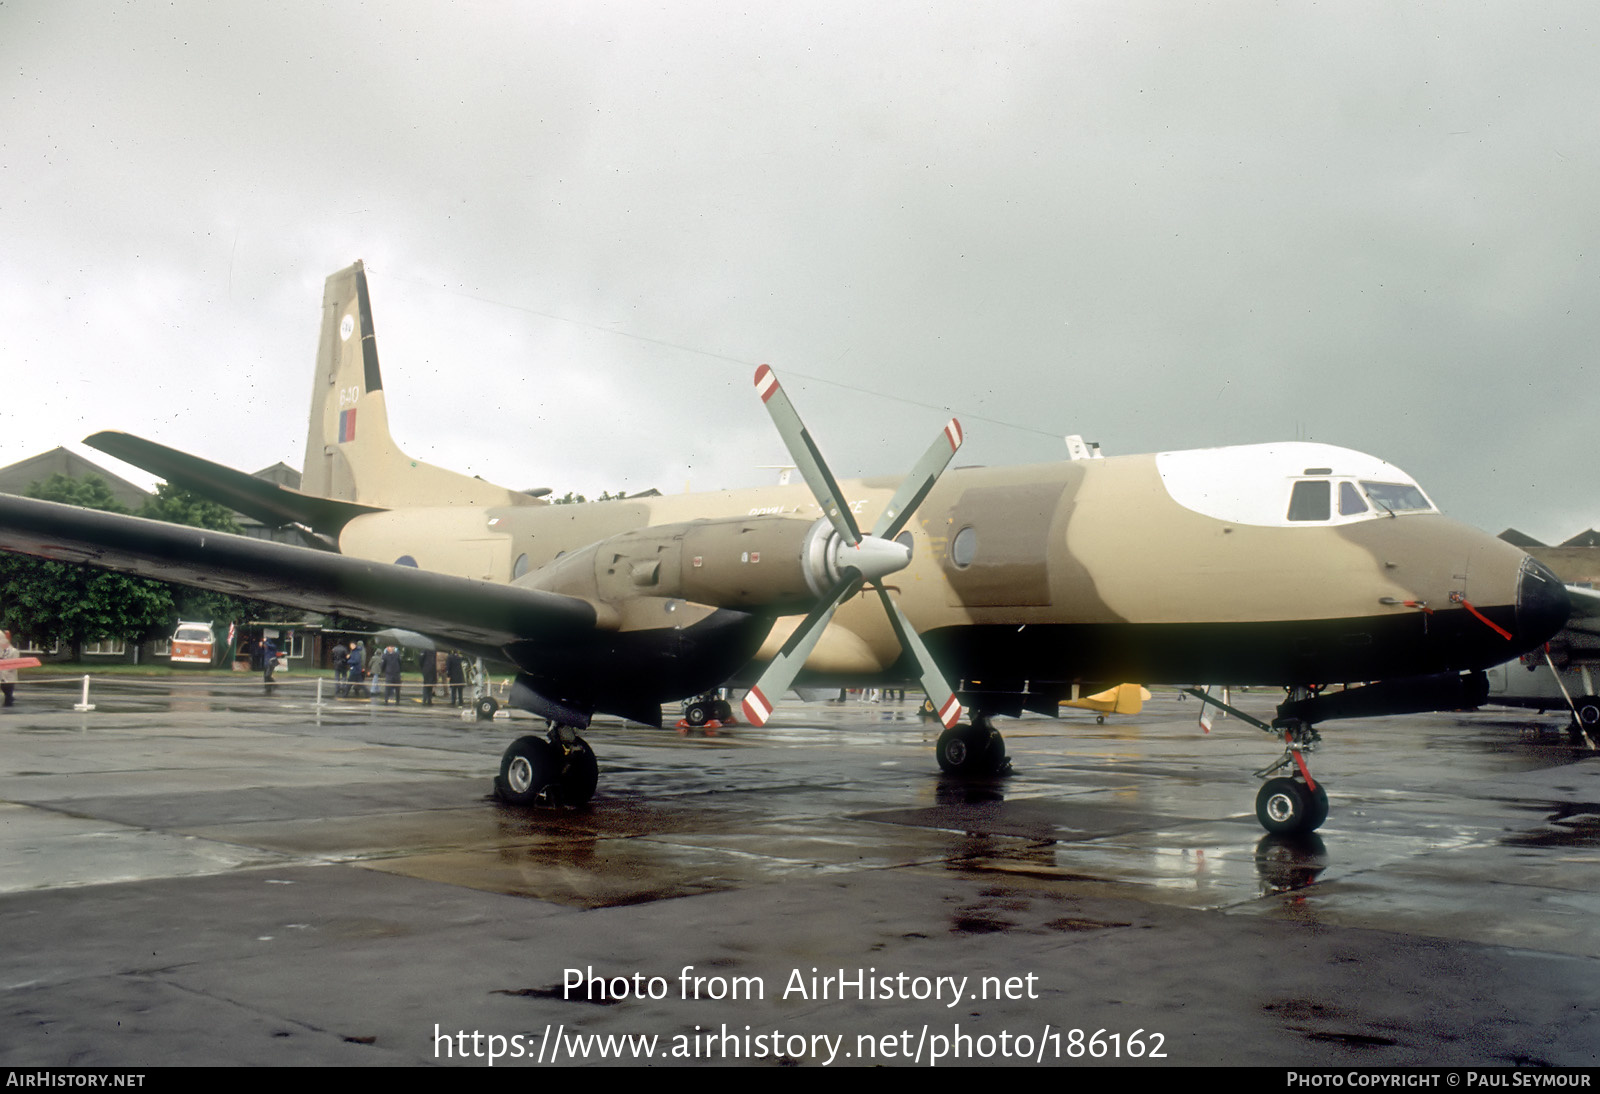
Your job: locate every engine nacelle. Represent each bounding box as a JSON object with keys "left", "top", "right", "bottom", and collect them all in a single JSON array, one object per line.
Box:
[{"left": 518, "top": 515, "right": 907, "bottom": 618}]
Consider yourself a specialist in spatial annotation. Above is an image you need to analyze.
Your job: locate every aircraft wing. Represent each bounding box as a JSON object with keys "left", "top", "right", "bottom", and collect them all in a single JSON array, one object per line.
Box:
[
  {"left": 1563, "top": 584, "right": 1600, "bottom": 638},
  {"left": 0, "top": 494, "right": 597, "bottom": 652},
  {"left": 84, "top": 430, "right": 384, "bottom": 539}
]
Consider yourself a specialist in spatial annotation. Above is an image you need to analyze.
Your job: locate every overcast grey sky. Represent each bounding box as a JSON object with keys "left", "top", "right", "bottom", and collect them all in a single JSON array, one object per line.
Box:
[{"left": 2, "top": 1, "right": 1595, "bottom": 541}]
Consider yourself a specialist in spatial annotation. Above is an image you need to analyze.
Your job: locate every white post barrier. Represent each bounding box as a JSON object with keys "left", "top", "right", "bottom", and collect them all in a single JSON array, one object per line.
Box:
[
  {"left": 316, "top": 677, "right": 323, "bottom": 709},
  {"left": 73, "top": 674, "right": 95, "bottom": 712}
]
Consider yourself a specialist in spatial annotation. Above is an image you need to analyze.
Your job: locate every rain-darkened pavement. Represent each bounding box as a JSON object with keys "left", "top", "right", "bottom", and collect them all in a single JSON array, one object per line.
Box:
[{"left": 1, "top": 676, "right": 1597, "bottom": 1067}]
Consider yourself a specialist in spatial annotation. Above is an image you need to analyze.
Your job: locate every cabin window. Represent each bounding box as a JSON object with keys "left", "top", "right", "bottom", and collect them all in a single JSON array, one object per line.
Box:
[
  {"left": 951, "top": 526, "right": 977, "bottom": 567},
  {"left": 513, "top": 553, "right": 530, "bottom": 579},
  {"left": 1362, "top": 481, "right": 1431, "bottom": 513},
  {"left": 1287, "top": 480, "right": 1330, "bottom": 521},
  {"left": 1339, "top": 481, "right": 1368, "bottom": 516}
]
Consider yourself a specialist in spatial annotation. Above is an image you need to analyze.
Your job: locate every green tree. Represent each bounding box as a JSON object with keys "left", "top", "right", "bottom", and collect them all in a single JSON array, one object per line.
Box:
[
  {"left": 550, "top": 490, "right": 630, "bottom": 504},
  {"left": 0, "top": 475, "right": 175, "bottom": 657}
]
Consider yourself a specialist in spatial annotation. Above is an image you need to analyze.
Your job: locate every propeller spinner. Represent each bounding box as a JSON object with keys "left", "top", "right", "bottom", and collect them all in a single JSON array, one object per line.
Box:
[{"left": 742, "top": 365, "right": 965, "bottom": 730}]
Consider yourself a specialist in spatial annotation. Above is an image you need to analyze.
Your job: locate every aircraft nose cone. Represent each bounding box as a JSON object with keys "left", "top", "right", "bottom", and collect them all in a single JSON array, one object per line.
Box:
[{"left": 1517, "top": 557, "right": 1570, "bottom": 648}]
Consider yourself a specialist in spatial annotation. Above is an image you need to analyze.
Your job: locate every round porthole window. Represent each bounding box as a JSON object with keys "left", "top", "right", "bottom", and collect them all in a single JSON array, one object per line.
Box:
[
  {"left": 950, "top": 526, "right": 976, "bottom": 568},
  {"left": 513, "top": 553, "right": 530, "bottom": 579}
]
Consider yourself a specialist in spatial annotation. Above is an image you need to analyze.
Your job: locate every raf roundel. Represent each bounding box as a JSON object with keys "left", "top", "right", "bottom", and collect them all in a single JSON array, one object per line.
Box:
[{"left": 340, "top": 313, "right": 355, "bottom": 342}]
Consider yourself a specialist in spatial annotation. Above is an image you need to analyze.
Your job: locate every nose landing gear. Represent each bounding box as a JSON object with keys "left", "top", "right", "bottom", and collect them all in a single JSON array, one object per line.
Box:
[{"left": 1184, "top": 685, "right": 1331, "bottom": 835}]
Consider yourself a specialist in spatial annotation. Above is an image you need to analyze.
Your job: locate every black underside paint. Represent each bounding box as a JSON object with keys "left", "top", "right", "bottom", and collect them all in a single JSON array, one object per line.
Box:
[
  {"left": 503, "top": 609, "right": 774, "bottom": 726},
  {"left": 920, "top": 606, "right": 1525, "bottom": 693}
]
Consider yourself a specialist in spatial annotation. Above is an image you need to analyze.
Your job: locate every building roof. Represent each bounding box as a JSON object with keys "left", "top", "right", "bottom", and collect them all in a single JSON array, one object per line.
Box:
[{"left": 0, "top": 447, "right": 151, "bottom": 511}]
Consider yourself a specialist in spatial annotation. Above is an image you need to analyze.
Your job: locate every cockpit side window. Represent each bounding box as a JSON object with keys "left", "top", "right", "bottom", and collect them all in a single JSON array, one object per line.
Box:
[
  {"left": 1287, "top": 480, "right": 1330, "bottom": 521},
  {"left": 1361, "top": 481, "right": 1431, "bottom": 513},
  {"left": 1339, "top": 481, "right": 1368, "bottom": 516}
]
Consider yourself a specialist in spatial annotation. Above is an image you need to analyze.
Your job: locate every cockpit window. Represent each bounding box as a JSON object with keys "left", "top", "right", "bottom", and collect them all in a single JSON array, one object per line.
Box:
[
  {"left": 1361, "top": 481, "right": 1431, "bottom": 513},
  {"left": 1339, "top": 481, "right": 1368, "bottom": 516},
  {"left": 1287, "top": 480, "right": 1330, "bottom": 521}
]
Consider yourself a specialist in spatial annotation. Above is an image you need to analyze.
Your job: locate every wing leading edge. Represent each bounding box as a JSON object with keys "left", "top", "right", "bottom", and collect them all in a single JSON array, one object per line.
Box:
[{"left": 0, "top": 494, "right": 596, "bottom": 655}]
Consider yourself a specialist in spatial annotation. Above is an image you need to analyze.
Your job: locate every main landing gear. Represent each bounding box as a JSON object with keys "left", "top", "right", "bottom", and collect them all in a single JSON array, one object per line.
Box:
[
  {"left": 683, "top": 693, "right": 734, "bottom": 727},
  {"left": 935, "top": 713, "right": 1010, "bottom": 776},
  {"left": 495, "top": 727, "right": 599, "bottom": 807}
]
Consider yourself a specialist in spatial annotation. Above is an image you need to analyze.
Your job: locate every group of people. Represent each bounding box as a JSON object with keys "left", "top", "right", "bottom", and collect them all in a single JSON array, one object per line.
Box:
[{"left": 328, "top": 639, "right": 467, "bottom": 706}]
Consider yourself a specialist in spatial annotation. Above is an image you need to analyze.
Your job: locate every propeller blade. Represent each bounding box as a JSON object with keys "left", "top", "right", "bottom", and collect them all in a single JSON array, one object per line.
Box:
[
  {"left": 754, "top": 365, "right": 861, "bottom": 545},
  {"left": 874, "top": 584, "right": 963, "bottom": 729},
  {"left": 741, "top": 568, "right": 864, "bottom": 726},
  {"left": 871, "top": 418, "right": 964, "bottom": 541},
  {"left": 748, "top": 363, "right": 966, "bottom": 732}
]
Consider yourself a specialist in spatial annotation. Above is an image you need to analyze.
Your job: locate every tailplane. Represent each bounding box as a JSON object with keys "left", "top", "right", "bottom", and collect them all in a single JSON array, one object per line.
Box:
[{"left": 302, "top": 262, "right": 536, "bottom": 510}]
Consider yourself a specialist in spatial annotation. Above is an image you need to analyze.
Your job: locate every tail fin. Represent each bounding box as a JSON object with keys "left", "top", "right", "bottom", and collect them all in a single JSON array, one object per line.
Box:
[{"left": 301, "top": 261, "right": 535, "bottom": 509}]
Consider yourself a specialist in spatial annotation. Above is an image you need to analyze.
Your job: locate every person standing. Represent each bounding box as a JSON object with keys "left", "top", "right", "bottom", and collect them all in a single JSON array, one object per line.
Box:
[
  {"left": 331, "top": 639, "right": 350, "bottom": 697},
  {"left": 418, "top": 647, "right": 436, "bottom": 705},
  {"left": 262, "top": 636, "right": 277, "bottom": 693},
  {"left": 380, "top": 645, "right": 402, "bottom": 705},
  {"left": 446, "top": 650, "right": 465, "bottom": 706},
  {"left": 347, "top": 641, "right": 365, "bottom": 699},
  {"left": 0, "top": 631, "right": 18, "bottom": 707}
]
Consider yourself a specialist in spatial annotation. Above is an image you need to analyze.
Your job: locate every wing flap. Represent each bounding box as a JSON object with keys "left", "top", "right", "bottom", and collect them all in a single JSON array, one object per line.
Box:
[{"left": 0, "top": 494, "right": 596, "bottom": 652}]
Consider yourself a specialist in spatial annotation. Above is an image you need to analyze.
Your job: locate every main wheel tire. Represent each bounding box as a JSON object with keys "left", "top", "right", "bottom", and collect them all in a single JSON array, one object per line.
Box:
[
  {"left": 1256, "top": 777, "right": 1322, "bottom": 835},
  {"left": 496, "top": 735, "right": 555, "bottom": 805},
  {"left": 475, "top": 696, "right": 499, "bottom": 721},
  {"left": 712, "top": 700, "right": 733, "bottom": 723},
  {"left": 1575, "top": 696, "right": 1600, "bottom": 738},
  {"left": 1305, "top": 783, "right": 1330, "bottom": 830},
  {"left": 555, "top": 735, "right": 599, "bottom": 806},
  {"left": 685, "top": 702, "right": 709, "bottom": 726},
  {"left": 936, "top": 724, "right": 1005, "bottom": 775}
]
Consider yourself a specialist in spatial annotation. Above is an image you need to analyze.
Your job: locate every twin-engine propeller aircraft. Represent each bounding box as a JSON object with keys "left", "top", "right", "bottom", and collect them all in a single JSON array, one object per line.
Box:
[{"left": 0, "top": 262, "right": 1574, "bottom": 835}]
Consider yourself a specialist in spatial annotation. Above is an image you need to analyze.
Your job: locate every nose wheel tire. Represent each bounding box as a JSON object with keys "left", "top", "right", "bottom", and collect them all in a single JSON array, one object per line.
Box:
[{"left": 1255, "top": 777, "right": 1328, "bottom": 835}]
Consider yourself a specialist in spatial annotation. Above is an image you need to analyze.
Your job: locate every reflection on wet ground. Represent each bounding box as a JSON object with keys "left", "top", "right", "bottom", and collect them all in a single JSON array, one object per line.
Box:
[{"left": 0, "top": 688, "right": 1597, "bottom": 1065}]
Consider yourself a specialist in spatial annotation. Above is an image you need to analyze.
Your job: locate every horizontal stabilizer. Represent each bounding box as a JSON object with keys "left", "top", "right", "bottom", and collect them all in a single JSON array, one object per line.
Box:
[
  {"left": 0, "top": 494, "right": 596, "bottom": 657},
  {"left": 85, "top": 430, "right": 383, "bottom": 538}
]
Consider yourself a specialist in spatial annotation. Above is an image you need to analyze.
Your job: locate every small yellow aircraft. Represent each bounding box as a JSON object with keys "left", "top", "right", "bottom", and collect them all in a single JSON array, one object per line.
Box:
[
  {"left": 1060, "top": 684, "right": 1149, "bottom": 724},
  {"left": 0, "top": 261, "right": 1577, "bottom": 835}
]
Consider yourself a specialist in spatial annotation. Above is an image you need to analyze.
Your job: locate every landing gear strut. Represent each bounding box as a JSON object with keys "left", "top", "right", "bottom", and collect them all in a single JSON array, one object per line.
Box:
[
  {"left": 1253, "top": 717, "right": 1327, "bottom": 835},
  {"left": 935, "top": 713, "right": 1009, "bottom": 776},
  {"left": 1183, "top": 685, "right": 1331, "bottom": 835},
  {"left": 495, "top": 727, "right": 599, "bottom": 807}
]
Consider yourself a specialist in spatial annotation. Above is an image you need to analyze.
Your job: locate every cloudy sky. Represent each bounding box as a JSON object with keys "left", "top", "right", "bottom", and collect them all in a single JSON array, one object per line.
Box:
[{"left": 2, "top": 1, "right": 1595, "bottom": 541}]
